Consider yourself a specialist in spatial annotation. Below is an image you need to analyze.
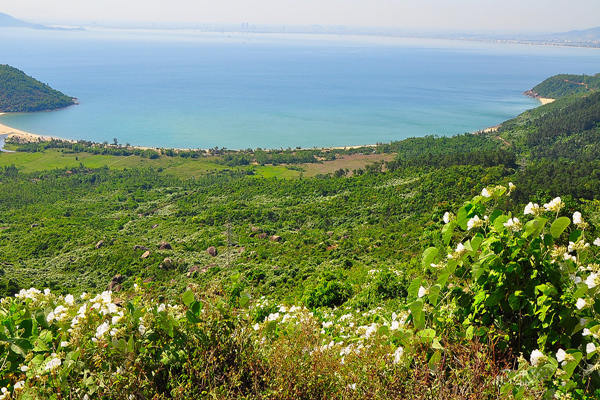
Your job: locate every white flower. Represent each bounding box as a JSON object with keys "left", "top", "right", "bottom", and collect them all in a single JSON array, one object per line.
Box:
[
  {"left": 573, "top": 212, "right": 583, "bottom": 225},
  {"left": 14, "top": 381, "right": 24, "bottom": 391},
  {"left": 583, "top": 328, "right": 591, "bottom": 336},
  {"left": 443, "top": 212, "right": 451, "bottom": 224},
  {"left": 418, "top": 286, "right": 427, "bottom": 298},
  {"left": 112, "top": 311, "right": 124, "bottom": 325},
  {"left": 20, "top": 365, "right": 29, "bottom": 372},
  {"left": 138, "top": 324, "right": 146, "bottom": 335},
  {"left": 60, "top": 341, "right": 69, "bottom": 347},
  {"left": 253, "top": 323, "right": 260, "bottom": 331},
  {"left": 157, "top": 303, "right": 166, "bottom": 313},
  {"left": 46, "top": 312, "right": 55, "bottom": 323},
  {"left": 530, "top": 349, "right": 545, "bottom": 366},
  {"left": 586, "top": 273, "right": 598, "bottom": 289},
  {"left": 133, "top": 283, "right": 139, "bottom": 292},
  {"left": 481, "top": 188, "right": 491, "bottom": 198},
  {"left": 390, "top": 320, "right": 400, "bottom": 330},
  {"left": 564, "top": 253, "right": 577, "bottom": 263},
  {"left": 586, "top": 342, "right": 597, "bottom": 354},
  {"left": 95, "top": 321, "right": 110, "bottom": 339},
  {"left": 44, "top": 288, "right": 51, "bottom": 296},
  {"left": 267, "top": 312, "right": 280, "bottom": 322},
  {"left": 524, "top": 202, "right": 542, "bottom": 216},
  {"left": 594, "top": 238, "right": 600, "bottom": 247},
  {"left": 503, "top": 217, "right": 522, "bottom": 232},
  {"left": 576, "top": 298, "right": 587, "bottom": 310},
  {"left": 393, "top": 346, "right": 404, "bottom": 364},
  {"left": 508, "top": 182, "right": 516, "bottom": 192},
  {"left": 467, "top": 215, "right": 484, "bottom": 230},
  {"left": 456, "top": 243, "right": 466, "bottom": 253},
  {"left": 64, "top": 294, "right": 74, "bottom": 306},
  {"left": 80, "top": 292, "right": 88, "bottom": 299},
  {"left": 556, "top": 348, "right": 567, "bottom": 363},
  {"left": 543, "top": 197, "right": 564, "bottom": 213},
  {"left": 45, "top": 357, "right": 61, "bottom": 372}
]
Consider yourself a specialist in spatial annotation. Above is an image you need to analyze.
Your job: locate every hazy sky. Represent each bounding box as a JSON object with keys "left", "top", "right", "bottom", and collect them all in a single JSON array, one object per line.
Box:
[{"left": 4, "top": 0, "right": 600, "bottom": 32}]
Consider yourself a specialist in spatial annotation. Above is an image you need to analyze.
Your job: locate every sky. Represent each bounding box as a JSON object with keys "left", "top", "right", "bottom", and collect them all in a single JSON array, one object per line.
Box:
[{"left": 3, "top": 0, "right": 600, "bottom": 33}]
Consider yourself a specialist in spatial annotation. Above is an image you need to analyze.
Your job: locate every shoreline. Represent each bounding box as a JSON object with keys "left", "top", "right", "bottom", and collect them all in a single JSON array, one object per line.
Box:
[{"left": 0, "top": 116, "right": 381, "bottom": 153}]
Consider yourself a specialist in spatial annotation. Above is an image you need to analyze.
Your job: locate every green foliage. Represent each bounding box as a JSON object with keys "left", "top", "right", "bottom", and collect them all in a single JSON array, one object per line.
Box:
[
  {"left": 0, "top": 65, "right": 75, "bottom": 112},
  {"left": 532, "top": 73, "right": 600, "bottom": 99},
  {"left": 304, "top": 270, "right": 353, "bottom": 308}
]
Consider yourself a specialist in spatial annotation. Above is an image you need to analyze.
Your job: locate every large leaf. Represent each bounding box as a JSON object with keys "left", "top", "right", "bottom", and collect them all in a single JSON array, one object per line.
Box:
[
  {"left": 563, "top": 351, "right": 582, "bottom": 379},
  {"left": 550, "top": 217, "right": 570, "bottom": 239},
  {"left": 442, "top": 222, "right": 454, "bottom": 245},
  {"left": 407, "top": 278, "right": 422, "bottom": 300},
  {"left": 181, "top": 290, "right": 195, "bottom": 307},
  {"left": 422, "top": 247, "right": 438, "bottom": 268},
  {"left": 408, "top": 300, "right": 425, "bottom": 330},
  {"left": 524, "top": 217, "right": 547, "bottom": 238},
  {"left": 427, "top": 285, "right": 441, "bottom": 306}
]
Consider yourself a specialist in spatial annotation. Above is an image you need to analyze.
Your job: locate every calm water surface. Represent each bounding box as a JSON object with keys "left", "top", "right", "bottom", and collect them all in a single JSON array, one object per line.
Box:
[{"left": 1, "top": 28, "right": 599, "bottom": 149}]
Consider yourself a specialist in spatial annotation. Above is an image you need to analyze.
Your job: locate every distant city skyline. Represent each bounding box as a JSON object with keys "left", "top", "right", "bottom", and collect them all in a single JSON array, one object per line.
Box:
[{"left": 3, "top": 0, "right": 600, "bottom": 33}]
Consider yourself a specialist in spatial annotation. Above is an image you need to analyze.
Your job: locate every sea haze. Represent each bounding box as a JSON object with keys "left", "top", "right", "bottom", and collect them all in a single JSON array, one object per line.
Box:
[{"left": 1, "top": 28, "right": 600, "bottom": 149}]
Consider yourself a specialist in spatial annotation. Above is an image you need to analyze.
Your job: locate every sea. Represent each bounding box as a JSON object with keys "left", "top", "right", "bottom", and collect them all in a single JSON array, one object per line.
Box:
[{"left": 1, "top": 27, "right": 600, "bottom": 149}]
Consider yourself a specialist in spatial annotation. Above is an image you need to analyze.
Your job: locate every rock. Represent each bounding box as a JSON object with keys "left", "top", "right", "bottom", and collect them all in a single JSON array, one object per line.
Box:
[
  {"left": 158, "top": 241, "right": 172, "bottom": 250},
  {"left": 187, "top": 265, "right": 201, "bottom": 277},
  {"left": 207, "top": 246, "right": 218, "bottom": 257},
  {"left": 251, "top": 226, "right": 260, "bottom": 232},
  {"left": 107, "top": 274, "right": 124, "bottom": 291},
  {"left": 151, "top": 224, "right": 159, "bottom": 229},
  {"left": 141, "top": 250, "right": 150, "bottom": 259},
  {"left": 257, "top": 232, "right": 268, "bottom": 239},
  {"left": 326, "top": 231, "right": 333, "bottom": 236},
  {"left": 161, "top": 257, "right": 174, "bottom": 269},
  {"left": 31, "top": 223, "right": 39, "bottom": 228},
  {"left": 95, "top": 240, "right": 105, "bottom": 249},
  {"left": 270, "top": 235, "right": 282, "bottom": 242},
  {"left": 133, "top": 245, "right": 149, "bottom": 251}
]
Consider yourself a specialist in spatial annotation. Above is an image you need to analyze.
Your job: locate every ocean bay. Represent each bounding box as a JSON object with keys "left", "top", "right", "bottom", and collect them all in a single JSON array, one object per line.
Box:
[{"left": 1, "top": 28, "right": 600, "bottom": 149}]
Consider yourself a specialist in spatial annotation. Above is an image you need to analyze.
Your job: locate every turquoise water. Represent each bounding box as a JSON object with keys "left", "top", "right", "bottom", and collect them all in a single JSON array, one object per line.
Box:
[{"left": 1, "top": 28, "right": 600, "bottom": 149}]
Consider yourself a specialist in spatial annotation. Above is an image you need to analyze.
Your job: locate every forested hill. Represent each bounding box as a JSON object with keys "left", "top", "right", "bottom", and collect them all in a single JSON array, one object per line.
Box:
[
  {"left": 0, "top": 64, "right": 76, "bottom": 112},
  {"left": 529, "top": 72, "right": 600, "bottom": 98}
]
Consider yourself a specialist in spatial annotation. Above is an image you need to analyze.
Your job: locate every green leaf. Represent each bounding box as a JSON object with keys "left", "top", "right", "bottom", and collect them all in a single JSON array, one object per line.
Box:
[
  {"left": 562, "top": 351, "right": 582, "bottom": 379},
  {"left": 465, "top": 325, "right": 474, "bottom": 340},
  {"left": 550, "top": 217, "right": 570, "bottom": 239},
  {"left": 408, "top": 300, "right": 425, "bottom": 330},
  {"left": 427, "top": 285, "right": 441, "bottom": 306},
  {"left": 181, "top": 290, "right": 195, "bottom": 307},
  {"left": 457, "top": 206, "right": 469, "bottom": 230},
  {"left": 428, "top": 350, "right": 442, "bottom": 370},
  {"left": 407, "top": 278, "right": 422, "bottom": 299},
  {"left": 422, "top": 247, "right": 438, "bottom": 268},
  {"left": 493, "top": 215, "right": 510, "bottom": 233},
  {"left": 186, "top": 310, "right": 201, "bottom": 324},
  {"left": 524, "top": 217, "right": 547, "bottom": 238},
  {"left": 442, "top": 222, "right": 454, "bottom": 246},
  {"left": 470, "top": 234, "right": 483, "bottom": 252}
]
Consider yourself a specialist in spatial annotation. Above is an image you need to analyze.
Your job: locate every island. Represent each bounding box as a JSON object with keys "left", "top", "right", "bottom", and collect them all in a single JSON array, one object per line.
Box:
[{"left": 0, "top": 64, "right": 77, "bottom": 112}]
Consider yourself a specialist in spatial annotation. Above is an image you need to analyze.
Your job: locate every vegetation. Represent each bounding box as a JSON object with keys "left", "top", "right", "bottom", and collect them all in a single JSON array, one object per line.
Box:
[
  {"left": 531, "top": 73, "right": 600, "bottom": 99},
  {"left": 0, "top": 65, "right": 75, "bottom": 112},
  {"left": 1, "top": 73, "right": 600, "bottom": 398}
]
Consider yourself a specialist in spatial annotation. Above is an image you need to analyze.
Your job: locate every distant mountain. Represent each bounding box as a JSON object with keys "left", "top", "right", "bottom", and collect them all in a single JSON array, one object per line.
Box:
[
  {"left": 0, "top": 65, "right": 76, "bottom": 112},
  {"left": 0, "top": 12, "right": 48, "bottom": 29},
  {"left": 0, "top": 12, "right": 83, "bottom": 30},
  {"left": 552, "top": 26, "right": 600, "bottom": 41}
]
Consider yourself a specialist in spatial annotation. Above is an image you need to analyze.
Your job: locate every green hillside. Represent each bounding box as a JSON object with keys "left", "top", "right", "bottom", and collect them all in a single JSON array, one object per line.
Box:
[
  {"left": 2, "top": 74, "right": 600, "bottom": 398},
  {"left": 530, "top": 72, "right": 600, "bottom": 98},
  {"left": 0, "top": 65, "right": 75, "bottom": 112}
]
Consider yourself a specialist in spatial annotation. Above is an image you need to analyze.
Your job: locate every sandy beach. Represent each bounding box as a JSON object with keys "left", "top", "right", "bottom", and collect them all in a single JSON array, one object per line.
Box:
[
  {"left": 538, "top": 97, "right": 555, "bottom": 105},
  {"left": 0, "top": 113, "right": 68, "bottom": 143}
]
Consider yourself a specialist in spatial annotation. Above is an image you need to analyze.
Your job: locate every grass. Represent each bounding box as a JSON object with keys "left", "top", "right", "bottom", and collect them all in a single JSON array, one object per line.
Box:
[{"left": 0, "top": 147, "right": 390, "bottom": 179}]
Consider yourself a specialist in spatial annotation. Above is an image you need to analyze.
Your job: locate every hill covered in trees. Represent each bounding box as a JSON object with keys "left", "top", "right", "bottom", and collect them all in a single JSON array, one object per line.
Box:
[
  {"left": 528, "top": 72, "right": 600, "bottom": 99},
  {"left": 0, "top": 65, "right": 76, "bottom": 112},
  {"left": 1, "top": 73, "right": 600, "bottom": 398}
]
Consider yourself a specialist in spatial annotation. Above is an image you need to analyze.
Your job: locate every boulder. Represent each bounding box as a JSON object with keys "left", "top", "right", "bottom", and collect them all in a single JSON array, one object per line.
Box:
[
  {"left": 158, "top": 241, "right": 172, "bottom": 250},
  {"left": 257, "top": 233, "right": 268, "bottom": 239},
  {"left": 141, "top": 250, "right": 151, "bottom": 259},
  {"left": 95, "top": 240, "right": 105, "bottom": 249},
  {"left": 134, "top": 245, "right": 149, "bottom": 251},
  {"left": 107, "top": 274, "right": 124, "bottom": 291},
  {"left": 161, "top": 257, "right": 174, "bottom": 269},
  {"left": 207, "top": 246, "right": 218, "bottom": 257},
  {"left": 270, "top": 235, "right": 282, "bottom": 242}
]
